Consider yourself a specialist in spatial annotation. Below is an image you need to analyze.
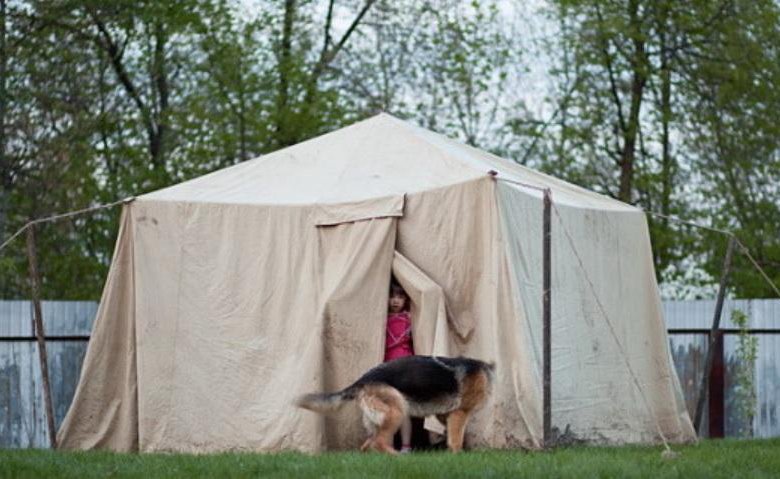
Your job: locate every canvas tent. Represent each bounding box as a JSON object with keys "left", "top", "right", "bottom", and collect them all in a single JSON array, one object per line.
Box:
[{"left": 58, "top": 113, "right": 695, "bottom": 453}]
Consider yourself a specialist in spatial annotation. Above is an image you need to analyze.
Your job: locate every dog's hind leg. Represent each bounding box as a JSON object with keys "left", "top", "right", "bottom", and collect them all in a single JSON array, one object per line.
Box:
[
  {"left": 358, "top": 385, "right": 407, "bottom": 454},
  {"left": 371, "top": 403, "right": 403, "bottom": 454}
]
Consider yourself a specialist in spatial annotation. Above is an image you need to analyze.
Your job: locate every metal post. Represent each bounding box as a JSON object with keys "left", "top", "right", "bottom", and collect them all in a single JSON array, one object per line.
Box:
[
  {"left": 26, "top": 225, "right": 57, "bottom": 449},
  {"left": 693, "top": 235, "right": 735, "bottom": 435},
  {"left": 542, "top": 189, "right": 552, "bottom": 447}
]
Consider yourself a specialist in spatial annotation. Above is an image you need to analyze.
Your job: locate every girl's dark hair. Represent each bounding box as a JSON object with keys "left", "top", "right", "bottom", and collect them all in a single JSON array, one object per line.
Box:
[{"left": 389, "top": 277, "right": 408, "bottom": 297}]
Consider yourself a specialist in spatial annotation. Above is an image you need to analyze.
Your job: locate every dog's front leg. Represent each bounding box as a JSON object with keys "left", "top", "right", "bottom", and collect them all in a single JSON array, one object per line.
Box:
[{"left": 446, "top": 410, "right": 470, "bottom": 452}]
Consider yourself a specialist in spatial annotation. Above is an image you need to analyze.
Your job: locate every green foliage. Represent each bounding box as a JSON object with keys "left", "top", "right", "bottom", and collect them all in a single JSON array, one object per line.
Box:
[
  {"left": 730, "top": 309, "right": 758, "bottom": 437},
  {"left": 0, "top": 0, "right": 777, "bottom": 300},
  {"left": 0, "top": 0, "right": 366, "bottom": 299},
  {"left": 539, "top": 0, "right": 780, "bottom": 297},
  {"left": 341, "top": 0, "right": 519, "bottom": 152}
]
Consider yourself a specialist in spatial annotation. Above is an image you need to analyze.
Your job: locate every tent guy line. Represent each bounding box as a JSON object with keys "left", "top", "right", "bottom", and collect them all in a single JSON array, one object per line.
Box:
[
  {"left": 647, "top": 211, "right": 780, "bottom": 297},
  {"left": 0, "top": 197, "right": 134, "bottom": 254},
  {"left": 492, "top": 174, "right": 550, "bottom": 193}
]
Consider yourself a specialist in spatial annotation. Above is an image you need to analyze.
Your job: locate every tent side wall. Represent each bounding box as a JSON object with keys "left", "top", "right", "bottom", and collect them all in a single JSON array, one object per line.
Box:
[
  {"left": 496, "top": 181, "right": 696, "bottom": 444},
  {"left": 57, "top": 205, "right": 139, "bottom": 451},
  {"left": 129, "top": 198, "right": 399, "bottom": 452}
]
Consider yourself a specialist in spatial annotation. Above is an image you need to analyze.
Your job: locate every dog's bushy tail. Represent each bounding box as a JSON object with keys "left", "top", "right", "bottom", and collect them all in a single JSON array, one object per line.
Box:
[{"left": 295, "top": 386, "right": 358, "bottom": 414}]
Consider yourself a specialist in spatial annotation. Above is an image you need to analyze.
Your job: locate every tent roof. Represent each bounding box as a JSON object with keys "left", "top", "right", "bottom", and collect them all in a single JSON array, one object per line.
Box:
[{"left": 141, "top": 113, "right": 636, "bottom": 211}]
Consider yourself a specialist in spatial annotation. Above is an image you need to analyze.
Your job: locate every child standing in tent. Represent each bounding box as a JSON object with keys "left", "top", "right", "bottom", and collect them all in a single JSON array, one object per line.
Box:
[{"left": 384, "top": 279, "right": 414, "bottom": 453}]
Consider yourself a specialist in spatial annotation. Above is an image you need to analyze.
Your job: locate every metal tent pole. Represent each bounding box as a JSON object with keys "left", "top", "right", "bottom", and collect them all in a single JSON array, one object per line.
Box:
[{"left": 543, "top": 189, "right": 552, "bottom": 447}]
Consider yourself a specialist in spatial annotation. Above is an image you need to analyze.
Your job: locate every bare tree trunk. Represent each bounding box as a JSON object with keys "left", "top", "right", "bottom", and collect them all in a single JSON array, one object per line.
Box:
[
  {"left": 556, "top": 3, "right": 572, "bottom": 169},
  {"left": 655, "top": 4, "right": 673, "bottom": 271},
  {"left": 305, "top": 0, "right": 376, "bottom": 101},
  {"left": 149, "top": 20, "right": 169, "bottom": 179},
  {"left": 618, "top": 0, "right": 647, "bottom": 203},
  {"left": 0, "top": 0, "right": 8, "bottom": 241},
  {"left": 238, "top": 56, "right": 248, "bottom": 162},
  {"left": 90, "top": 12, "right": 169, "bottom": 184},
  {"left": 660, "top": 54, "right": 672, "bottom": 217},
  {"left": 274, "top": 0, "right": 296, "bottom": 147}
]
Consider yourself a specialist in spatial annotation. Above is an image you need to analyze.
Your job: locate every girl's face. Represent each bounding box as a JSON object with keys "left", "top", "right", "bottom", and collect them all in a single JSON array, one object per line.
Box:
[{"left": 389, "top": 290, "right": 407, "bottom": 313}]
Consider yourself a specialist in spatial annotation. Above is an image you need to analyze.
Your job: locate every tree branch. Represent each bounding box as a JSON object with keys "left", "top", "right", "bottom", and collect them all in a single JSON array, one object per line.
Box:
[
  {"left": 87, "top": 10, "right": 149, "bottom": 122},
  {"left": 310, "top": 0, "right": 377, "bottom": 83}
]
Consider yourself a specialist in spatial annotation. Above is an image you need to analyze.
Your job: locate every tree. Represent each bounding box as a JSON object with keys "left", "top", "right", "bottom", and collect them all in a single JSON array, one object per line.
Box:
[
  {"left": 540, "top": 0, "right": 780, "bottom": 296},
  {"left": 0, "top": 0, "right": 110, "bottom": 298},
  {"left": 341, "top": 0, "right": 520, "bottom": 153},
  {"left": 0, "top": 0, "right": 384, "bottom": 299},
  {"left": 269, "top": 0, "right": 378, "bottom": 148},
  {"left": 677, "top": 0, "right": 780, "bottom": 297}
]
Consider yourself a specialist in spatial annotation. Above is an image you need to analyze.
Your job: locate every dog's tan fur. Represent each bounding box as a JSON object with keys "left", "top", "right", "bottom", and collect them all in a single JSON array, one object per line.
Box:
[
  {"left": 357, "top": 385, "right": 407, "bottom": 454},
  {"left": 443, "top": 367, "right": 490, "bottom": 452}
]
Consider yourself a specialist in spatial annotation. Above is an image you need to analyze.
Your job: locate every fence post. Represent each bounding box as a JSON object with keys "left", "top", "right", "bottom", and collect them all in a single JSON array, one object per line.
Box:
[
  {"left": 543, "top": 189, "right": 552, "bottom": 447},
  {"left": 26, "top": 225, "right": 57, "bottom": 449},
  {"left": 693, "top": 236, "right": 735, "bottom": 436},
  {"left": 708, "top": 330, "right": 725, "bottom": 438}
]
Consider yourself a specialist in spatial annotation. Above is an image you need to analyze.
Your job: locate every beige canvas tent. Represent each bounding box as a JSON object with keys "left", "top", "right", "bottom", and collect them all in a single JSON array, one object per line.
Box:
[{"left": 57, "top": 114, "right": 695, "bottom": 453}]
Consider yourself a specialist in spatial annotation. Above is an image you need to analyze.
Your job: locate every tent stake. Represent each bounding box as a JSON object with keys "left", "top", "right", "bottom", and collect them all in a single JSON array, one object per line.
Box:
[
  {"left": 693, "top": 235, "right": 735, "bottom": 436},
  {"left": 543, "top": 189, "right": 552, "bottom": 447},
  {"left": 26, "top": 225, "right": 57, "bottom": 449}
]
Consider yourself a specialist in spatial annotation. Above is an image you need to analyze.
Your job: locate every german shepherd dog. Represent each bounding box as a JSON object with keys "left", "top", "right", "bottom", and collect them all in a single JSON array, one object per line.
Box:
[{"left": 296, "top": 355, "right": 494, "bottom": 454}]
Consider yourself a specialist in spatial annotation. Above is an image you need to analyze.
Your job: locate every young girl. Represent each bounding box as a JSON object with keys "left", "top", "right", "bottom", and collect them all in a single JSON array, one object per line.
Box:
[{"left": 384, "top": 279, "right": 414, "bottom": 452}]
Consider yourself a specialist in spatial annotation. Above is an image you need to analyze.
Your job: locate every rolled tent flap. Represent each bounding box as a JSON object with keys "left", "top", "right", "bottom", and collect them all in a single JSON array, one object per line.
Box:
[
  {"left": 391, "top": 252, "right": 453, "bottom": 436},
  {"left": 57, "top": 205, "right": 138, "bottom": 451},
  {"left": 313, "top": 194, "right": 405, "bottom": 226},
  {"left": 391, "top": 251, "right": 450, "bottom": 358}
]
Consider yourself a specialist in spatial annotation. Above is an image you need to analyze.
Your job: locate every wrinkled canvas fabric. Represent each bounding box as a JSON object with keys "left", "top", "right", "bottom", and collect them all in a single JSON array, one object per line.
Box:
[
  {"left": 130, "top": 200, "right": 398, "bottom": 452},
  {"left": 57, "top": 207, "right": 138, "bottom": 451},
  {"left": 498, "top": 182, "right": 695, "bottom": 444},
  {"left": 58, "top": 114, "right": 695, "bottom": 452}
]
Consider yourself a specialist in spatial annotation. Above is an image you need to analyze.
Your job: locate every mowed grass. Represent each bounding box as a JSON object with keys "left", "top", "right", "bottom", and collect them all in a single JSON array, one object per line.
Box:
[{"left": 1, "top": 438, "right": 779, "bottom": 479}]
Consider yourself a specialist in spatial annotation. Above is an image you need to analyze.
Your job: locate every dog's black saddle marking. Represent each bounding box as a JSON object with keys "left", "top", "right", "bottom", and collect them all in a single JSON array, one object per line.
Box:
[{"left": 351, "top": 356, "right": 466, "bottom": 402}]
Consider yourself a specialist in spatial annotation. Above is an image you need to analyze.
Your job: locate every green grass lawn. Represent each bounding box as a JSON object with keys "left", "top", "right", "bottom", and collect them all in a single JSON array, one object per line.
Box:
[{"left": 1, "top": 438, "right": 779, "bottom": 479}]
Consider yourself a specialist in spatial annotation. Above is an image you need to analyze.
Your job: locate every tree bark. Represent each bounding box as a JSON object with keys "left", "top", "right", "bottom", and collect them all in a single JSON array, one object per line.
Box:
[
  {"left": 618, "top": 0, "right": 648, "bottom": 204},
  {"left": 90, "top": 12, "right": 169, "bottom": 183},
  {"left": 274, "top": 0, "right": 296, "bottom": 147},
  {"left": 0, "top": 0, "right": 8, "bottom": 240},
  {"left": 656, "top": 4, "right": 674, "bottom": 271},
  {"left": 238, "top": 56, "right": 248, "bottom": 162},
  {"left": 149, "top": 20, "right": 169, "bottom": 177}
]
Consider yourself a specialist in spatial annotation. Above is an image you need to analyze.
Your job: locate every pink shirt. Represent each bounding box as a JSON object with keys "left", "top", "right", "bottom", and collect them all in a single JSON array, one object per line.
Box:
[{"left": 384, "top": 311, "right": 413, "bottom": 361}]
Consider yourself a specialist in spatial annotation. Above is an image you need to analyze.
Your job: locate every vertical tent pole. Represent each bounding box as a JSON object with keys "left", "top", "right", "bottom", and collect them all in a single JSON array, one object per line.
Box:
[
  {"left": 543, "top": 189, "right": 552, "bottom": 447},
  {"left": 26, "top": 224, "right": 57, "bottom": 449},
  {"left": 693, "top": 235, "right": 735, "bottom": 435}
]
